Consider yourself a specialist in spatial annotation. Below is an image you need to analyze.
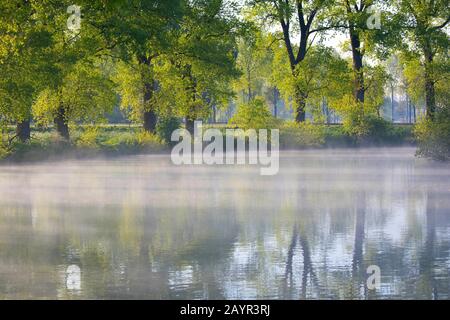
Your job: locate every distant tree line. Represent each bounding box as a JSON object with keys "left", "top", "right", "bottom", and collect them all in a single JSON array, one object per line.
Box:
[{"left": 0, "top": 0, "right": 448, "bottom": 145}]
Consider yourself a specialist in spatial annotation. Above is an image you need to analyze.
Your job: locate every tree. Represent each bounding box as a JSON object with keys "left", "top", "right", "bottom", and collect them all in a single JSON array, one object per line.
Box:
[
  {"left": 252, "top": 0, "right": 335, "bottom": 122},
  {"left": 229, "top": 96, "right": 277, "bottom": 129},
  {"left": 163, "top": 0, "right": 241, "bottom": 133},
  {"left": 327, "top": 0, "right": 394, "bottom": 109},
  {"left": 272, "top": 44, "right": 352, "bottom": 122},
  {"left": 32, "top": 60, "right": 117, "bottom": 138},
  {"left": 81, "top": 0, "right": 184, "bottom": 132},
  {"left": 0, "top": 0, "right": 57, "bottom": 141},
  {"left": 394, "top": 0, "right": 449, "bottom": 119},
  {"left": 233, "top": 24, "right": 274, "bottom": 104},
  {"left": 30, "top": 0, "right": 116, "bottom": 140},
  {"left": 339, "top": 0, "right": 375, "bottom": 104}
]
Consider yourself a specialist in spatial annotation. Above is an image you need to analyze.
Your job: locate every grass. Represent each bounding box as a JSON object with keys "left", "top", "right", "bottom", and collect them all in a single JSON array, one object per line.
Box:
[
  {"left": 0, "top": 123, "right": 415, "bottom": 163},
  {"left": 208, "top": 122, "right": 414, "bottom": 149},
  {"left": 1, "top": 125, "right": 168, "bottom": 163}
]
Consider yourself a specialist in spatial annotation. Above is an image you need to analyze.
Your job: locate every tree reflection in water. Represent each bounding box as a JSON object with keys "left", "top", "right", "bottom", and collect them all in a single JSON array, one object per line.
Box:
[{"left": 0, "top": 149, "right": 449, "bottom": 299}]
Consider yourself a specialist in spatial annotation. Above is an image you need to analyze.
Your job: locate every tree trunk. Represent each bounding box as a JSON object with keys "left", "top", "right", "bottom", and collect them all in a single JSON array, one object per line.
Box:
[
  {"left": 294, "top": 86, "right": 307, "bottom": 123},
  {"left": 185, "top": 118, "right": 195, "bottom": 135},
  {"left": 143, "top": 110, "right": 157, "bottom": 133},
  {"left": 407, "top": 96, "right": 411, "bottom": 124},
  {"left": 139, "top": 55, "right": 157, "bottom": 133},
  {"left": 184, "top": 65, "right": 198, "bottom": 135},
  {"left": 54, "top": 105, "right": 70, "bottom": 140},
  {"left": 16, "top": 120, "right": 31, "bottom": 142},
  {"left": 273, "top": 87, "right": 278, "bottom": 118},
  {"left": 295, "top": 100, "right": 306, "bottom": 123},
  {"left": 350, "top": 30, "right": 365, "bottom": 104},
  {"left": 391, "top": 85, "right": 395, "bottom": 122},
  {"left": 212, "top": 105, "right": 217, "bottom": 123},
  {"left": 422, "top": 38, "right": 436, "bottom": 120},
  {"left": 280, "top": 19, "right": 309, "bottom": 124},
  {"left": 424, "top": 51, "right": 436, "bottom": 120},
  {"left": 322, "top": 96, "right": 330, "bottom": 124}
]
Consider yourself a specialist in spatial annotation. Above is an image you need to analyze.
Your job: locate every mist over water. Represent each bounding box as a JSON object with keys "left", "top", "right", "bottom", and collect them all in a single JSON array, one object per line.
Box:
[{"left": 0, "top": 147, "right": 449, "bottom": 299}]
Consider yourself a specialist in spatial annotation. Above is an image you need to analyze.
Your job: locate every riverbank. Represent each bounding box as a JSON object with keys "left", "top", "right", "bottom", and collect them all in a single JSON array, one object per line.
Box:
[
  {"left": 1, "top": 125, "right": 168, "bottom": 163},
  {"left": 0, "top": 124, "right": 415, "bottom": 163}
]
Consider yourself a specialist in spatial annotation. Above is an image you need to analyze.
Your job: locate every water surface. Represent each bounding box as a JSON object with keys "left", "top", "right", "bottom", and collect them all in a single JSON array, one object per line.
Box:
[{"left": 0, "top": 147, "right": 449, "bottom": 299}]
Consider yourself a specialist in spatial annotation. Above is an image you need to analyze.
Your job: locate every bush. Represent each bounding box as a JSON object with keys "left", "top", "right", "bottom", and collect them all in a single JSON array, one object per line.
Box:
[
  {"left": 229, "top": 97, "right": 278, "bottom": 130},
  {"left": 415, "top": 110, "right": 450, "bottom": 161},
  {"left": 135, "top": 131, "right": 164, "bottom": 149},
  {"left": 76, "top": 127, "right": 99, "bottom": 148},
  {"left": 103, "top": 130, "right": 165, "bottom": 152},
  {"left": 343, "top": 113, "right": 408, "bottom": 145},
  {"left": 323, "top": 125, "right": 355, "bottom": 147},
  {"left": 280, "top": 121, "right": 325, "bottom": 148},
  {"left": 0, "top": 136, "right": 9, "bottom": 159},
  {"left": 156, "top": 116, "right": 181, "bottom": 144}
]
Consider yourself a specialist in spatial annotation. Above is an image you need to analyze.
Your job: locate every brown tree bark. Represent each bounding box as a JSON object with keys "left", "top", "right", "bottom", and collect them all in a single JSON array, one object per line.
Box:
[
  {"left": 344, "top": 0, "right": 366, "bottom": 106},
  {"left": 139, "top": 55, "right": 158, "bottom": 133},
  {"left": 350, "top": 29, "right": 365, "bottom": 104},
  {"left": 277, "top": 3, "right": 318, "bottom": 123},
  {"left": 184, "top": 64, "right": 198, "bottom": 135},
  {"left": 16, "top": 120, "right": 31, "bottom": 142},
  {"left": 423, "top": 44, "right": 436, "bottom": 120},
  {"left": 294, "top": 86, "right": 307, "bottom": 122},
  {"left": 54, "top": 104, "right": 70, "bottom": 140},
  {"left": 143, "top": 109, "right": 157, "bottom": 133}
]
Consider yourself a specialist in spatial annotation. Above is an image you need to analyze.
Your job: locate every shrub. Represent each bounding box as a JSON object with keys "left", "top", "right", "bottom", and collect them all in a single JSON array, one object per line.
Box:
[
  {"left": 102, "top": 130, "right": 165, "bottom": 152},
  {"left": 229, "top": 97, "right": 278, "bottom": 130},
  {"left": 415, "top": 110, "right": 450, "bottom": 161},
  {"left": 76, "top": 126, "right": 99, "bottom": 148},
  {"left": 343, "top": 113, "right": 407, "bottom": 145},
  {"left": 323, "top": 125, "right": 355, "bottom": 147},
  {"left": 135, "top": 131, "right": 164, "bottom": 148},
  {"left": 156, "top": 116, "right": 181, "bottom": 144},
  {"left": 280, "top": 121, "right": 325, "bottom": 148},
  {"left": 102, "top": 132, "right": 134, "bottom": 149},
  {"left": 0, "top": 134, "right": 9, "bottom": 159}
]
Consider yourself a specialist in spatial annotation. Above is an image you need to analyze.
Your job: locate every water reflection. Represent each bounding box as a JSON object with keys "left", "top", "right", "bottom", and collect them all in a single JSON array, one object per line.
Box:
[
  {"left": 0, "top": 148, "right": 449, "bottom": 299},
  {"left": 66, "top": 265, "right": 81, "bottom": 291}
]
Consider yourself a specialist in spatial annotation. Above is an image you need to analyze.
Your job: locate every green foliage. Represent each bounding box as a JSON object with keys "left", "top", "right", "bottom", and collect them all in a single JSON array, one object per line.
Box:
[
  {"left": 365, "top": 65, "right": 389, "bottom": 114},
  {"left": 135, "top": 131, "right": 165, "bottom": 150},
  {"left": 329, "top": 62, "right": 388, "bottom": 120},
  {"left": 112, "top": 0, "right": 241, "bottom": 129},
  {"left": 343, "top": 113, "right": 410, "bottom": 145},
  {"left": 415, "top": 109, "right": 450, "bottom": 161},
  {"left": 401, "top": 53, "right": 449, "bottom": 109},
  {"left": 0, "top": 132, "right": 10, "bottom": 159},
  {"left": 4, "top": 125, "right": 168, "bottom": 161},
  {"left": 156, "top": 116, "right": 181, "bottom": 144},
  {"left": 280, "top": 121, "right": 325, "bottom": 148},
  {"left": 233, "top": 25, "right": 274, "bottom": 103},
  {"left": 0, "top": 0, "right": 446, "bottom": 161},
  {"left": 323, "top": 125, "right": 355, "bottom": 147},
  {"left": 274, "top": 45, "right": 352, "bottom": 108},
  {"left": 229, "top": 97, "right": 278, "bottom": 130},
  {"left": 76, "top": 127, "right": 100, "bottom": 149},
  {"left": 101, "top": 128, "right": 165, "bottom": 152},
  {"left": 112, "top": 59, "right": 151, "bottom": 123},
  {"left": 0, "top": 0, "right": 58, "bottom": 126},
  {"left": 33, "top": 61, "right": 117, "bottom": 127}
]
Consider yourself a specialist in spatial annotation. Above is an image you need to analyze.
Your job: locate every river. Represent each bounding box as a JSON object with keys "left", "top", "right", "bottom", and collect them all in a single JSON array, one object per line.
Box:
[{"left": 0, "top": 147, "right": 449, "bottom": 299}]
